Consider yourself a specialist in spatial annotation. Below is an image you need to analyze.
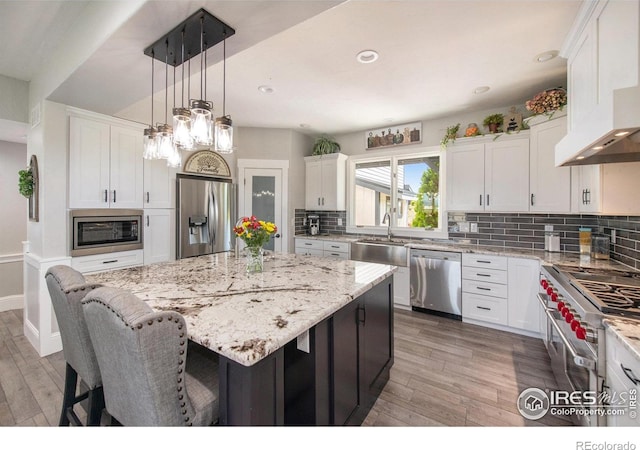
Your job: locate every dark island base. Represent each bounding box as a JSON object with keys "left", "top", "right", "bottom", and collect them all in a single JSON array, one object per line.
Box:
[{"left": 218, "top": 276, "right": 394, "bottom": 425}]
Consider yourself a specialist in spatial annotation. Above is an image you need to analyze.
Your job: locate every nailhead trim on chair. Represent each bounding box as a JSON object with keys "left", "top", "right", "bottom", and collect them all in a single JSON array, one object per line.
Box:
[{"left": 83, "top": 296, "right": 195, "bottom": 425}]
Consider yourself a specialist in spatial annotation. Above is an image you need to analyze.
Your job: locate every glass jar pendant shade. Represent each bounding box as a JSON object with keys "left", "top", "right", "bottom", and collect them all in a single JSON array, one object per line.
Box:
[
  {"left": 214, "top": 115, "right": 233, "bottom": 153},
  {"left": 190, "top": 100, "right": 213, "bottom": 145},
  {"left": 167, "top": 145, "right": 182, "bottom": 168},
  {"left": 156, "top": 124, "right": 174, "bottom": 159},
  {"left": 173, "top": 107, "right": 193, "bottom": 149}
]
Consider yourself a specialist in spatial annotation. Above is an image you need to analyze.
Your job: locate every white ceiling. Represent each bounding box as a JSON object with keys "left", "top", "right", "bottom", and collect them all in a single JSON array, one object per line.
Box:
[{"left": 0, "top": 0, "right": 582, "bottom": 139}]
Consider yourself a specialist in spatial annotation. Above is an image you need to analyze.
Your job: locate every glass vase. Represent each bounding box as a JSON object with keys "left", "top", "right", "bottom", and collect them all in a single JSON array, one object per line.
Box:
[{"left": 245, "top": 246, "right": 264, "bottom": 273}]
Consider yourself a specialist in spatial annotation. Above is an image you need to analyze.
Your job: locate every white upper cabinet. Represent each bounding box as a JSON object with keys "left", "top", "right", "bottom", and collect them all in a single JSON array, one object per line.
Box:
[
  {"left": 304, "top": 153, "right": 347, "bottom": 211},
  {"left": 143, "top": 209, "right": 174, "bottom": 265},
  {"left": 447, "top": 143, "right": 485, "bottom": 212},
  {"left": 143, "top": 159, "right": 177, "bottom": 209},
  {"left": 69, "top": 113, "right": 144, "bottom": 209},
  {"left": 447, "top": 136, "right": 529, "bottom": 212},
  {"left": 529, "top": 115, "right": 571, "bottom": 212}
]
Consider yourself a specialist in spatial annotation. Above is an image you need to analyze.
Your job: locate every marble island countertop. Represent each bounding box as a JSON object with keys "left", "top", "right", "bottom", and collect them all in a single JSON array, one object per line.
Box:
[{"left": 86, "top": 252, "right": 396, "bottom": 367}]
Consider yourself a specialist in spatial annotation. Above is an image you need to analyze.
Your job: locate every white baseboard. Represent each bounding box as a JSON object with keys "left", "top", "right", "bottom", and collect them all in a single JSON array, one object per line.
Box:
[{"left": 0, "top": 294, "right": 23, "bottom": 312}]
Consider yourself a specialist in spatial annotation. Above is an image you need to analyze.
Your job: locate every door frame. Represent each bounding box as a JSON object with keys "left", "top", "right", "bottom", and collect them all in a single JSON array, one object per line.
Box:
[{"left": 237, "top": 159, "right": 289, "bottom": 253}]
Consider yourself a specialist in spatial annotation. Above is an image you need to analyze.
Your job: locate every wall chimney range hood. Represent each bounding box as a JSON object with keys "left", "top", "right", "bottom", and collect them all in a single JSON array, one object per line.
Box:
[{"left": 556, "top": 85, "right": 640, "bottom": 167}]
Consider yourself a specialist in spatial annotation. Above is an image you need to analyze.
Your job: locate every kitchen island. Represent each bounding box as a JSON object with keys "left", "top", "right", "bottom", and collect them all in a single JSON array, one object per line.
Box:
[{"left": 86, "top": 252, "right": 396, "bottom": 425}]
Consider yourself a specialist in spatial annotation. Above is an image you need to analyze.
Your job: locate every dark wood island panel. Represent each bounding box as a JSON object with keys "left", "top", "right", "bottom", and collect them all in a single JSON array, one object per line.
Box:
[{"left": 218, "top": 276, "right": 394, "bottom": 425}]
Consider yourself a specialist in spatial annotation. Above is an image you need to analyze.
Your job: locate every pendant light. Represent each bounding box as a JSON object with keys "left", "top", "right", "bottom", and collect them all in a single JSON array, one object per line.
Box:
[
  {"left": 172, "top": 30, "right": 194, "bottom": 150},
  {"left": 190, "top": 16, "right": 213, "bottom": 146},
  {"left": 167, "top": 63, "right": 182, "bottom": 168},
  {"left": 143, "top": 51, "right": 158, "bottom": 159},
  {"left": 157, "top": 40, "right": 174, "bottom": 160},
  {"left": 214, "top": 31, "right": 233, "bottom": 154}
]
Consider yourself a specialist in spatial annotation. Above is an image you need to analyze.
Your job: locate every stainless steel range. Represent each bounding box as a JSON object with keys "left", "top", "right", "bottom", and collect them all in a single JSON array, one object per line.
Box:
[{"left": 538, "top": 263, "right": 640, "bottom": 426}]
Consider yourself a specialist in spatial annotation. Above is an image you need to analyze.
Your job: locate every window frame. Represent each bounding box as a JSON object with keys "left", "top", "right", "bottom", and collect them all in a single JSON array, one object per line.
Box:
[{"left": 346, "top": 144, "right": 448, "bottom": 239}]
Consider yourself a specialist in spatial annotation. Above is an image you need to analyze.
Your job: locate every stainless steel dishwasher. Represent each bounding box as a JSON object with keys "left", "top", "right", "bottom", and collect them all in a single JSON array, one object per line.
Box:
[{"left": 410, "top": 249, "right": 462, "bottom": 320}]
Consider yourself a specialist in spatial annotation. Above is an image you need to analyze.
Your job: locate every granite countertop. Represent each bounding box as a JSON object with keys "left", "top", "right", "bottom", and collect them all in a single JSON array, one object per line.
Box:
[
  {"left": 295, "top": 233, "right": 632, "bottom": 269},
  {"left": 603, "top": 317, "right": 640, "bottom": 363},
  {"left": 86, "top": 252, "right": 396, "bottom": 367}
]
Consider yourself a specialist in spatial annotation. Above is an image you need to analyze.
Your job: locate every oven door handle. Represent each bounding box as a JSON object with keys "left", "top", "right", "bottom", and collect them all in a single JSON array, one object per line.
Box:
[{"left": 538, "top": 294, "right": 596, "bottom": 371}]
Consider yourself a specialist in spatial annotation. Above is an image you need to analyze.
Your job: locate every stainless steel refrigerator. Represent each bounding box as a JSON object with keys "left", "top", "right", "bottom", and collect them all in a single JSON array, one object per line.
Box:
[{"left": 176, "top": 174, "right": 236, "bottom": 259}]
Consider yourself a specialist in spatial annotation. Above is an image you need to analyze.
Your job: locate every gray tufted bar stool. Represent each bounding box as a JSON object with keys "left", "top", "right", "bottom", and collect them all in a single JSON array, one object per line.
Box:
[
  {"left": 45, "top": 265, "right": 105, "bottom": 426},
  {"left": 81, "top": 286, "right": 220, "bottom": 426}
]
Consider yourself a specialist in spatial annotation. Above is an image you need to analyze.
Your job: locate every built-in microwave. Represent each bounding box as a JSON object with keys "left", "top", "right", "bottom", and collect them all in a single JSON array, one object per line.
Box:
[{"left": 70, "top": 209, "right": 143, "bottom": 256}]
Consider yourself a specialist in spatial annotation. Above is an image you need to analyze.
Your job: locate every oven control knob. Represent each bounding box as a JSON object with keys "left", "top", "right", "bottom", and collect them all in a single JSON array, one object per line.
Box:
[
  {"left": 540, "top": 279, "right": 548, "bottom": 289},
  {"left": 570, "top": 319, "right": 581, "bottom": 331},
  {"left": 551, "top": 292, "right": 558, "bottom": 302},
  {"left": 561, "top": 306, "right": 569, "bottom": 318},
  {"left": 565, "top": 310, "right": 575, "bottom": 323},
  {"left": 575, "top": 326, "right": 587, "bottom": 340},
  {"left": 546, "top": 286, "right": 555, "bottom": 295},
  {"left": 557, "top": 301, "right": 565, "bottom": 311}
]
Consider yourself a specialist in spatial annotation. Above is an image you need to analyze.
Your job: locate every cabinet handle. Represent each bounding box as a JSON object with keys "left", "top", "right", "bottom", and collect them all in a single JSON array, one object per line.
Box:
[
  {"left": 357, "top": 305, "right": 366, "bottom": 324},
  {"left": 304, "top": 242, "right": 313, "bottom": 246},
  {"left": 104, "top": 189, "right": 108, "bottom": 203},
  {"left": 322, "top": 197, "right": 325, "bottom": 206},
  {"left": 146, "top": 192, "right": 150, "bottom": 203},
  {"left": 476, "top": 286, "right": 491, "bottom": 291},
  {"left": 582, "top": 189, "right": 587, "bottom": 205},
  {"left": 477, "top": 273, "right": 491, "bottom": 277},
  {"left": 103, "top": 259, "right": 118, "bottom": 264},
  {"left": 146, "top": 215, "right": 150, "bottom": 227},
  {"left": 331, "top": 245, "right": 340, "bottom": 249},
  {"left": 317, "top": 197, "right": 320, "bottom": 206},
  {"left": 621, "top": 364, "right": 640, "bottom": 385},
  {"left": 477, "top": 260, "right": 492, "bottom": 264},
  {"left": 113, "top": 190, "right": 117, "bottom": 203},
  {"left": 477, "top": 306, "right": 491, "bottom": 311},
  {"left": 479, "top": 194, "right": 482, "bottom": 206},
  {"left": 531, "top": 193, "right": 535, "bottom": 206},
  {"left": 586, "top": 189, "right": 591, "bottom": 205},
  {"left": 486, "top": 194, "right": 490, "bottom": 206}
]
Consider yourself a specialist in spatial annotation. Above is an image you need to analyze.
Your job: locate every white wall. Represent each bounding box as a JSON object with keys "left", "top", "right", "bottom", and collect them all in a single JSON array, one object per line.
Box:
[{"left": 0, "top": 140, "right": 27, "bottom": 309}]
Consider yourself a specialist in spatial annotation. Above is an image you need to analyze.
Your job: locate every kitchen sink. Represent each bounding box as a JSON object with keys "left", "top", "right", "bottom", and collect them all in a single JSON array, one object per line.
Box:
[{"left": 351, "top": 240, "right": 408, "bottom": 267}]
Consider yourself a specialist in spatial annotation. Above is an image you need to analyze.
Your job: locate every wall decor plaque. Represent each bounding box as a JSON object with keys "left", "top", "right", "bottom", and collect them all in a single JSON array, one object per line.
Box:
[
  {"left": 366, "top": 122, "right": 422, "bottom": 150},
  {"left": 183, "top": 150, "right": 231, "bottom": 177}
]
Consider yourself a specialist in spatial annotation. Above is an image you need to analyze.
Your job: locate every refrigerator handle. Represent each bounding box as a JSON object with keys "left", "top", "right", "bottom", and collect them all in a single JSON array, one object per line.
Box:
[{"left": 208, "top": 184, "right": 216, "bottom": 246}]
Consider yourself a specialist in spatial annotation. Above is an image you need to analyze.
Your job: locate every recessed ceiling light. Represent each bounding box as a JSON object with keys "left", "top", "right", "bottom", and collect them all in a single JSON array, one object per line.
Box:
[
  {"left": 615, "top": 131, "right": 630, "bottom": 137},
  {"left": 592, "top": 146, "right": 604, "bottom": 150},
  {"left": 473, "top": 86, "right": 490, "bottom": 94},
  {"left": 534, "top": 50, "right": 559, "bottom": 63},
  {"left": 356, "top": 50, "right": 379, "bottom": 64},
  {"left": 258, "top": 85, "right": 274, "bottom": 94}
]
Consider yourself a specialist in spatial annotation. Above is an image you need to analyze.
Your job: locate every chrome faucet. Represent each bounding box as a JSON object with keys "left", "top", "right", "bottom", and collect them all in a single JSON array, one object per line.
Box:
[{"left": 382, "top": 212, "right": 392, "bottom": 240}]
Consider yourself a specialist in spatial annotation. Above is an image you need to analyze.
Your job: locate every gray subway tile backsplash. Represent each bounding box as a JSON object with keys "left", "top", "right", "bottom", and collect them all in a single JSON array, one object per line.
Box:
[{"left": 449, "top": 212, "right": 640, "bottom": 270}]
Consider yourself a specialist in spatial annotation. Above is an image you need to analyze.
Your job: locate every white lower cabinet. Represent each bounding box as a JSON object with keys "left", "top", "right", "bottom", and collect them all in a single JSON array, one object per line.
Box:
[
  {"left": 507, "top": 257, "right": 540, "bottom": 333},
  {"left": 393, "top": 266, "right": 410, "bottom": 309},
  {"left": 144, "top": 209, "right": 175, "bottom": 265},
  {"left": 605, "top": 327, "right": 640, "bottom": 426},
  {"left": 462, "top": 254, "right": 508, "bottom": 325},
  {"left": 462, "top": 253, "right": 541, "bottom": 336},
  {"left": 71, "top": 250, "right": 143, "bottom": 274},
  {"left": 294, "top": 237, "right": 350, "bottom": 259}
]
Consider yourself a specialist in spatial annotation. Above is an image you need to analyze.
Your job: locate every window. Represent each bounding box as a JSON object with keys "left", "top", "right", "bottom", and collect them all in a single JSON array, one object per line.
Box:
[{"left": 350, "top": 149, "right": 442, "bottom": 234}]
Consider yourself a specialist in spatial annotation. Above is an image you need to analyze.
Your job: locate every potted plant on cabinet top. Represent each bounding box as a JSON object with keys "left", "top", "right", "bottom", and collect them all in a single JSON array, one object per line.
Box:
[
  {"left": 312, "top": 136, "right": 341, "bottom": 155},
  {"left": 483, "top": 113, "right": 504, "bottom": 134},
  {"left": 440, "top": 123, "right": 460, "bottom": 149}
]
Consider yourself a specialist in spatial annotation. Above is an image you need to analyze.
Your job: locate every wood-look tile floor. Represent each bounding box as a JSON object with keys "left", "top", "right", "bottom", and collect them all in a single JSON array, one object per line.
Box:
[{"left": 0, "top": 308, "right": 572, "bottom": 427}]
